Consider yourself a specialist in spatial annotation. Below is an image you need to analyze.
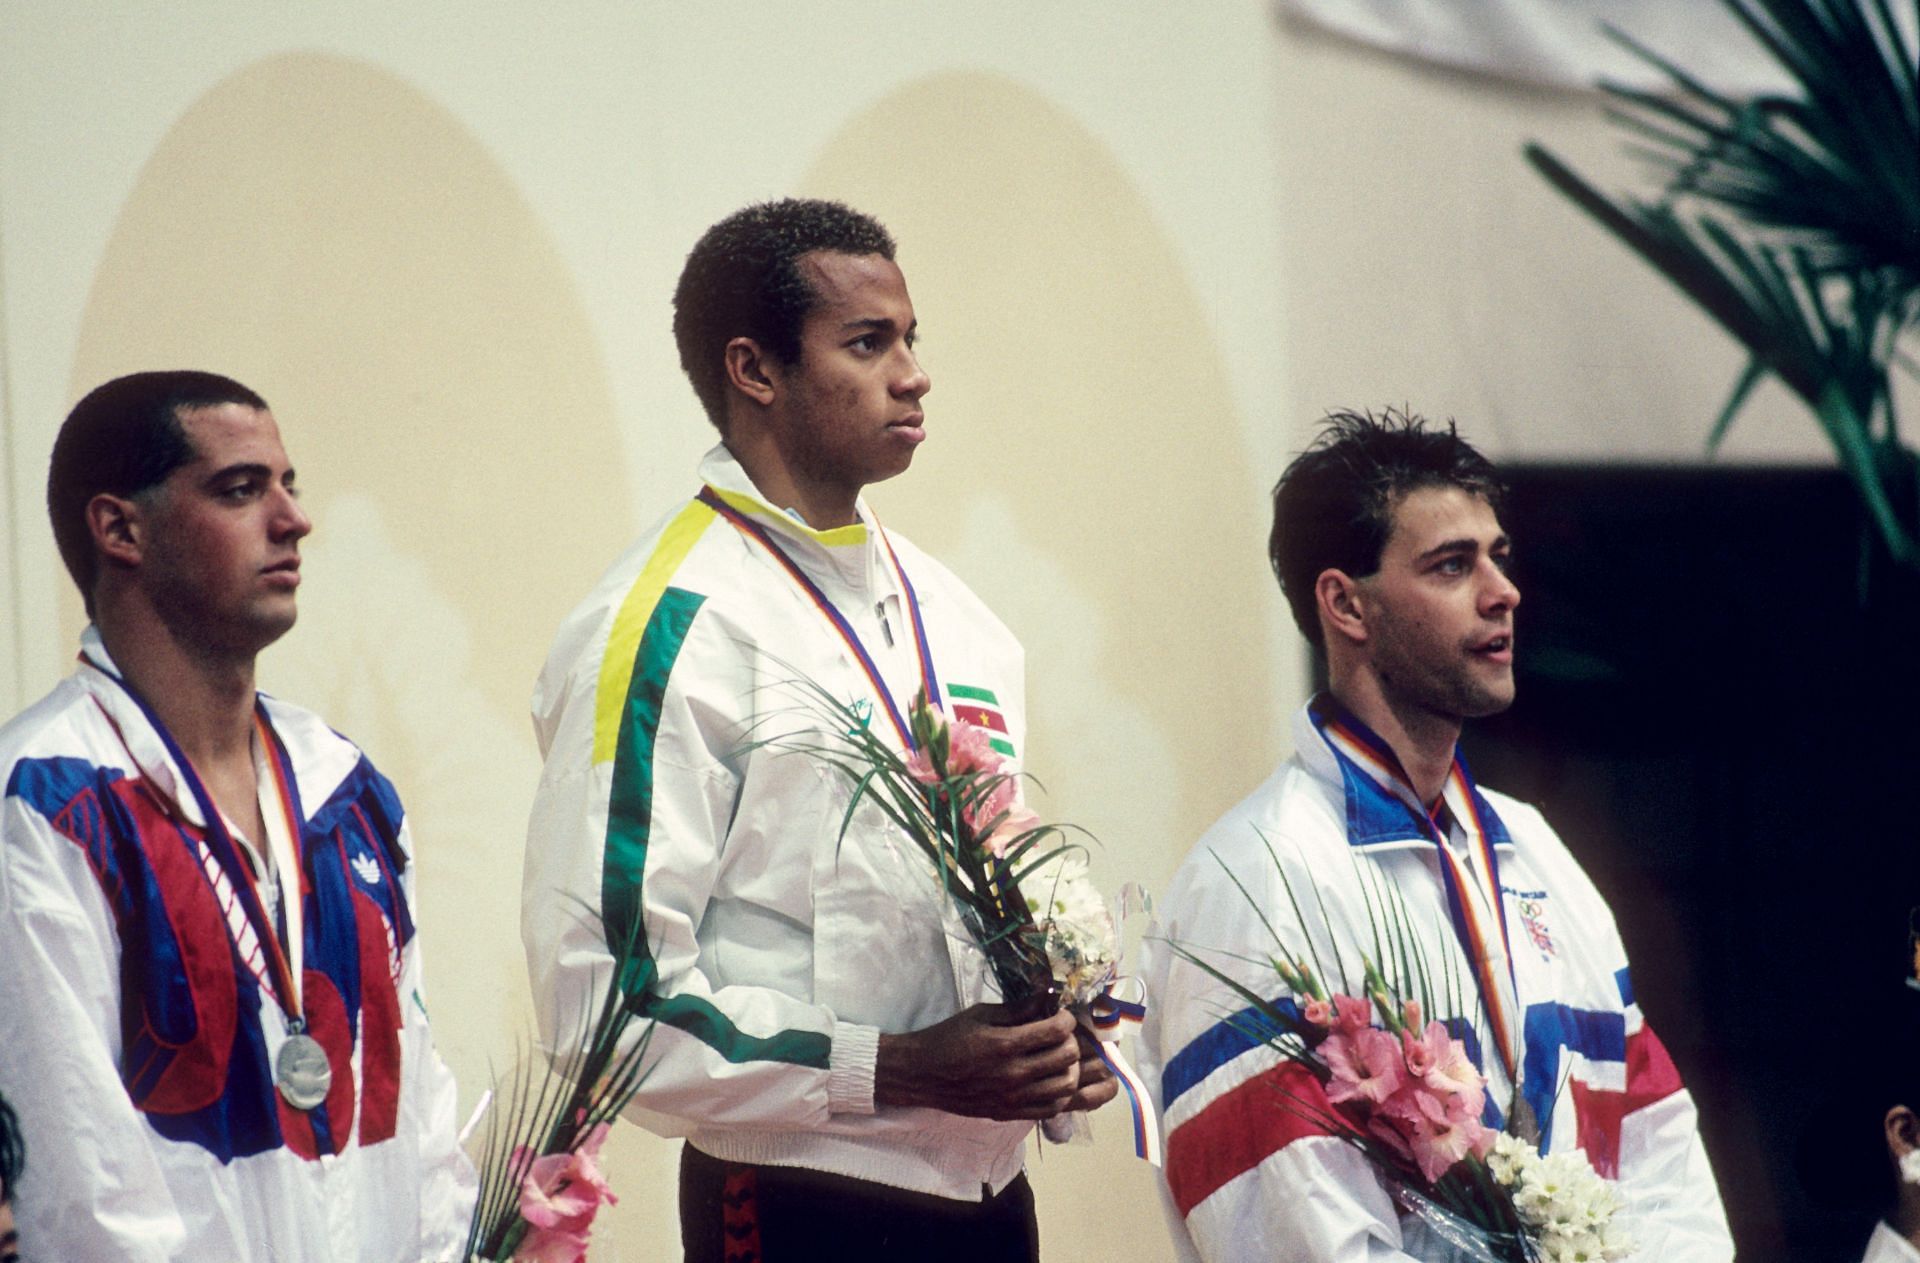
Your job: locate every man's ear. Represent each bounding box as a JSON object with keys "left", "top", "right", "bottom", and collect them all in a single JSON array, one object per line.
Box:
[
  {"left": 1887, "top": 1104, "right": 1919, "bottom": 1157},
  {"left": 1315, "top": 569, "right": 1367, "bottom": 646},
  {"left": 86, "top": 493, "right": 145, "bottom": 569},
  {"left": 723, "top": 337, "right": 779, "bottom": 409}
]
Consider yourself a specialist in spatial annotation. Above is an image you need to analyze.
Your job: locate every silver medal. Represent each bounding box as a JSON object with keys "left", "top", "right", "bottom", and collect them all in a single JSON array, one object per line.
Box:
[{"left": 275, "top": 1032, "right": 333, "bottom": 1111}]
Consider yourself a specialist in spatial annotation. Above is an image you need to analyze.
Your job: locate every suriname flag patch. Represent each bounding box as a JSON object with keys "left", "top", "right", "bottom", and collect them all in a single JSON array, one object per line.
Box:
[{"left": 948, "top": 683, "right": 1016, "bottom": 758}]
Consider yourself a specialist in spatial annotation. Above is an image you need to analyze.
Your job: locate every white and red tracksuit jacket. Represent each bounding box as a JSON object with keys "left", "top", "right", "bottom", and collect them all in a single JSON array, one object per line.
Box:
[
  {"left": 0, "top": 630, "right": 472, "bottom": 1261},
  {"left": 1136, "top": 695, "right": 1733, "bottom": 1261}
]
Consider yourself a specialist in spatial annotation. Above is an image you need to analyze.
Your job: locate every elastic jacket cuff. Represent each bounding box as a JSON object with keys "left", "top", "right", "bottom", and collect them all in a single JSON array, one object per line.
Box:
[{"left": 828, "top": 1021, "right": 880, "bottom": 1115}]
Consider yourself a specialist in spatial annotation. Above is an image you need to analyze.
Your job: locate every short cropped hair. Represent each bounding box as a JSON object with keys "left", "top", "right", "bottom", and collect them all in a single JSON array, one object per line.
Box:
[
  {"left": 1270, "top": 407, "right": 1504, "bottom": 647},
  {"left": 0, "top": 1090, "right": 21, "bottom": 1201},
  {"left": 48, "top": 370, "right": 269, "bottom": 616},
  {"left": 671, "top": 198, "right": 896, "bottom": 429}
]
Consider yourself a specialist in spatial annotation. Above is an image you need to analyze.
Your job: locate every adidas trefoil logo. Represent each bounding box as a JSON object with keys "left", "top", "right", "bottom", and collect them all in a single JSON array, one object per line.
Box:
[{"left": 351, "top": 853, "right": 382, "bottom": 885}]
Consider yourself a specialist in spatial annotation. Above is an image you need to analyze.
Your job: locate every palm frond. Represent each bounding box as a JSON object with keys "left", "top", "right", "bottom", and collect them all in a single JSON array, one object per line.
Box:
[{"left": 1529, "top": 0, "right": 1920, "bottom": 576}]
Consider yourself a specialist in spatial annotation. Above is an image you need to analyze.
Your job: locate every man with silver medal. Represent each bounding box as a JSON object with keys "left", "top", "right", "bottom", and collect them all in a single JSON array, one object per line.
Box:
[{"left": 0, "top": 372, "right": 473, "bottom": 1260}]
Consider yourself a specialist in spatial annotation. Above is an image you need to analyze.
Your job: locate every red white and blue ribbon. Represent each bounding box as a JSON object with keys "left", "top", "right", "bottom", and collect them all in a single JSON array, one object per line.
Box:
[
  {"left": 1084, "top": 981, "right": 1161, "bottom": 1166},
  {"left": 1314, "top": 703, "right": 1522, "bottom": 1084},
  {"left": 696, "top": 486, "right": 941, "bottom": 752},
  {"left": 1077, "top": 881, "right": 1160, "bottom": 1164}
]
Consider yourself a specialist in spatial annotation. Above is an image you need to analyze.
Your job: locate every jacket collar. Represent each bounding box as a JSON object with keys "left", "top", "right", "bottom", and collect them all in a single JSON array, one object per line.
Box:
[
  {"left": 76, "top": 625, "right": 209, "bottom": 828},
  {"left": 698, "top": 444, "right": 897, "bottom": 600},
  {"left": 73, "top": 625, "right": 348, "bottom": 831},
  {"left": 1294, "top": 692, "right": 1513, "bottom": 853}
]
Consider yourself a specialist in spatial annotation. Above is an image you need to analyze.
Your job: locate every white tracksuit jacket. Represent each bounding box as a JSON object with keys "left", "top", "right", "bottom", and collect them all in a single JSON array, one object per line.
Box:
[
  {"left": 522, "top": 446, "right": 1033, "bottom": 1200},
  {"left": 0, "top": 630, "right": 472, "bottom": 1261},
  {"left": 1137, "top": 696, "right": 1734, "bottom": 1262}
]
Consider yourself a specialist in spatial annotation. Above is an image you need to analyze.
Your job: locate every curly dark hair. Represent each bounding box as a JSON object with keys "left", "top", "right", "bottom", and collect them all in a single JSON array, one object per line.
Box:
[
  {"left": 671, "top": 198, "right": 896, "bottom": 430},
  {"left": 47, "top": 370, "right": 269, "bottom": 617},
  {"left": 1269, "top": 407, "right": 1505, "bottom": 647}
]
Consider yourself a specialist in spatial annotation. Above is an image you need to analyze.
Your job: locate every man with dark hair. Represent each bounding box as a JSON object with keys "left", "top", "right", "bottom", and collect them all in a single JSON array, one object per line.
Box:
[
  {"left": 524, "top": 198, "right": 1114, "bottom": 1261},
  {"left": 1138, "top": 409, "right": 1732, "bottom": 1260},
  {"left": 44, "top": 370, "right": 268, "bottom": 618},
  {"left": 1266, "top": 408, "right": 1505, "bottom": 653},
  {"left": 0, "top": 372, "right": 471, "bottom": 1259},
  {"left": 671, "top": 198, "right": 898, "bottom": 430}
]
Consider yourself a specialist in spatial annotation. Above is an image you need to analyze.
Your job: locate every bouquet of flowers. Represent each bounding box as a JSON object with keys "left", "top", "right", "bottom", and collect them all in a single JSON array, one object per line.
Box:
[
  {"left": 793, "top": 682, "right": 1119, "bottom": 1015},
  {"left": 1176, "top": 848, "right": 1633, "bottom": 1262},
  {"left": 769, "top": 681, "right": 1161, "bottom": 1163},
  {"left": 456, "top": 914, "right": 655, "bottom": 1263}
]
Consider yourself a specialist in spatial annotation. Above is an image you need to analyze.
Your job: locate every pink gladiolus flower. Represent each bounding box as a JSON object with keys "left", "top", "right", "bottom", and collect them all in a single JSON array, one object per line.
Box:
[
  {"left": 963, "top": 776, "right": 1020, "bottom": 839},
  {"left": 1401, "top": 1021, "right": 1446, "bottom": 1078},
  {"left": 1322, "top": 1027, "right": 1405, "bottom": 1107},
  {"left": 903, "top": 748, "right": 941, "bottom": 786},
  {"left": 1331, "top": 994, "right": 1373, "bottom": 1035},
  {"left": 1393, "top": 1087, "right": 1489, "bottom": 1184},
  {"left": 512, "top": 1123, "right": 618, "bottom": 1261},
  {"left": 981, "top": 806, "right": 1041, "bottom": 858},
  {"left": 1419, "top": 1026, "right": 1485, "bottom": 1102},
  {"left": 1402, "top": 999, "right": 1424, "bottom": 1032},
  {"left": 946, "top": 722, "right": 1004, "bottom": 776},
  {"left": 1378, "top": 1082, "right": 1491, "bottom": 1184},
  {"left": 1399, "top": 1020, "right": 1485, "bottom": 1107},
  {"left": 1302, "top": 997, "right": 1334, "bottom": 1028}
]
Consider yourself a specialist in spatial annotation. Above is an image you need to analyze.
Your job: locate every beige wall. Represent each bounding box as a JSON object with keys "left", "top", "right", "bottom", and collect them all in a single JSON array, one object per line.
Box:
[
  {"left": 1267, "top": 14, "right": 1834, "bottom": 464},
  {"left": 0, "top": 4, "right": 1837, "bottom": 1259}
]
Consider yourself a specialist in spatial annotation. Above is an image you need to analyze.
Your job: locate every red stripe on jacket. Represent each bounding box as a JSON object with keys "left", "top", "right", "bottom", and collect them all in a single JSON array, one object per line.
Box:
[
  {"left": 1568, "top": 1023, "right": 1685, "bottom": 1179},
  {"left": 1166, "top": 1060, "right": 1338, "bottom": 1216}
]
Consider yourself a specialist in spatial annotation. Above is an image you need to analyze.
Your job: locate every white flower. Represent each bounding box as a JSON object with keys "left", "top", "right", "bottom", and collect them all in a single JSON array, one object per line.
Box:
[
  {"left": 1493, "top": 1140, "right": 1635, "bottom": 1261},
  {"left": 1487, "top": 1132, "right": 1537, "bottom": 1188},
  {"left": 1597, "top": 1216, "right": 1639, "bottom": 1260},
  {"left": 1017, "top": 851, "right": 1118, "bottom": 1006},
  {"left": 1543, "top": 1229, "right": 1606, "bottom": 1262}
]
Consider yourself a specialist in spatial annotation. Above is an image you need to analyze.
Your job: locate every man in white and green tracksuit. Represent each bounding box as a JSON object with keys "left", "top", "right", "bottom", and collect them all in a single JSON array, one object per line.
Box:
[{"left": 522, "top": 199, "right": 1115, "bottom": 1262}]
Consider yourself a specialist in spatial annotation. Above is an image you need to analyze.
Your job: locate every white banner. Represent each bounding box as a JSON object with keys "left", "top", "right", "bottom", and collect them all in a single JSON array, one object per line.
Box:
[{"left": 1274, "top": 0, "right": 1794, "bottom": 92}]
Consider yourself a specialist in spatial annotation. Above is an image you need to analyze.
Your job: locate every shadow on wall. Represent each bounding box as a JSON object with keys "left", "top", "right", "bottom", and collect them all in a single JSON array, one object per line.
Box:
[
  {"left": 803, "top": 70, "right": 1282, "bottom": 879},
  {"left": 802, "top": 71, "right": 1279, "bottom": 1263},
  {"left": 66, "top": 49, "right": 631, "bottom": 1112},
  {"left": 67, "top": 58, "right": 1280, "bottom": 1262}
]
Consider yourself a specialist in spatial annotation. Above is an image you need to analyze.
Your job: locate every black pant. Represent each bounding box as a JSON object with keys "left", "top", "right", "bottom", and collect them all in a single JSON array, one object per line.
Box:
[{"left": 679, "top": 1142, "right": 1041, "bottom": 1262}]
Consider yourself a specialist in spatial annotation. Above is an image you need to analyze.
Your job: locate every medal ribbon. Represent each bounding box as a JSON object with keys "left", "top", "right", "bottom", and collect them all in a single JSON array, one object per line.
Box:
[
  {"left": 1081, "top": 998, "right": 1162, "bottom": 1166},
  {"left": 695, "top": 486, "right": 943, "bottom": 750},
  {"left": 253, "top": 710, "right": 309, "bottom": 1012},
  {"left": 1313, "top": 704, "right": 1521, "bottom": 1083},
  {"left": 85, "top": 653, "right": 310, "bottom": 1026}
]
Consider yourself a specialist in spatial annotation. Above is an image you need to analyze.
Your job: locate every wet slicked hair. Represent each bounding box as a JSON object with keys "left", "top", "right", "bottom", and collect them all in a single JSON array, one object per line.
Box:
[
  {"left": 48, "top": 370, "right": 269, "bottom": 616},
  {"left": 671, "top": 198, "right": 896, "bottom": 430},
  {"left": 1269, "top": 407, "right": 1505, "bottom": 647}
]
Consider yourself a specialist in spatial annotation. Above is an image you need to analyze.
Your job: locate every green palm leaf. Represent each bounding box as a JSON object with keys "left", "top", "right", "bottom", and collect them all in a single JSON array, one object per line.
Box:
[{"left": 1526, "top": 0, "right": 1919, "bottom": 575}]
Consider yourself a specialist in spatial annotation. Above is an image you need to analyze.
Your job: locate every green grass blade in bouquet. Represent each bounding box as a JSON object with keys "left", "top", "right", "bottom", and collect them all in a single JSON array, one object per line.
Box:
[
  {"left": 765, "top": 675, "right": 1126, "bottom": 1016},
  {"left": 1165, "top": 838, "right": 1628, "bottom": 1260},
  {"left": 461, "top": 906, "right": 657, "bottom": 1262}
]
